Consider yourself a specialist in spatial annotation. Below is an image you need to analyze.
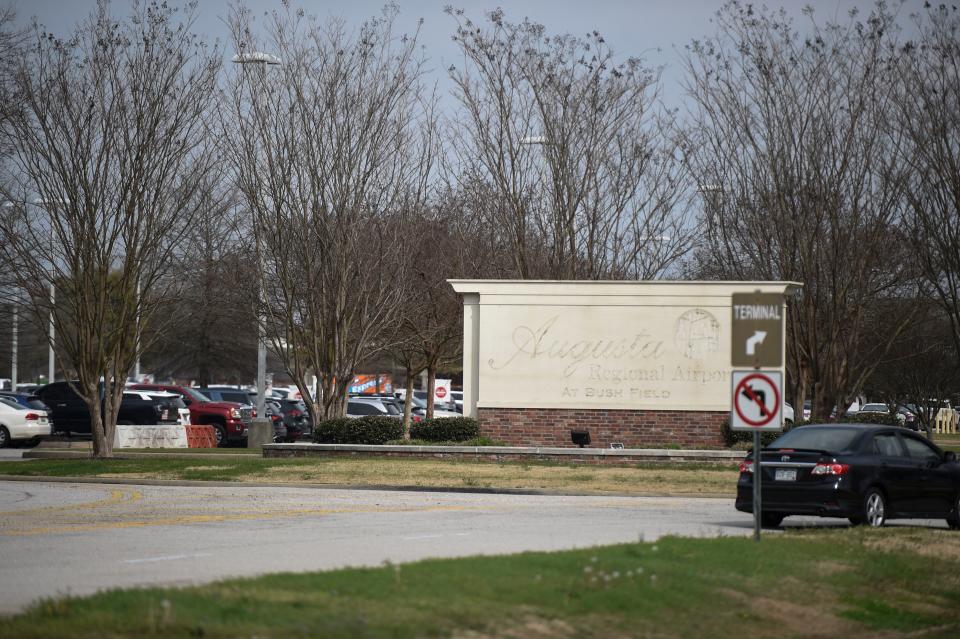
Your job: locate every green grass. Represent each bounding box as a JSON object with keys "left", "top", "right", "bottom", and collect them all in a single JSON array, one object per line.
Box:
[
  {"left": 0, "top": 457, "right": 738, "bottom": 494},
  {"left": 1, "top": 528, "right": 958, "bottom": 638},
  {"left": 935, "top": 433, "right": 960, "bottom": 453}
]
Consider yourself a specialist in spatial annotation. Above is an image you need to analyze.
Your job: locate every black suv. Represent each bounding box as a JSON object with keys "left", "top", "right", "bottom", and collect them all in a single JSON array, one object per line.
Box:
[{"left": 36, "top": 382, "right": 181, "bottom": 435}]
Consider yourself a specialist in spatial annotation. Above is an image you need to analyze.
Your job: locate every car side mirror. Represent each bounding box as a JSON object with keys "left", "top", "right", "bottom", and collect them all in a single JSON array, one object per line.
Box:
[{"left": 945, "top": 451, "right": 957, "bottom": 463}]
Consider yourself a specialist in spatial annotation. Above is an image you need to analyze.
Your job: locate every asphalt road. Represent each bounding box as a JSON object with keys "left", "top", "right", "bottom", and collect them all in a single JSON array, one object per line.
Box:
[{"left": 0, "top": 480, "right": 946, "bottom": 615}]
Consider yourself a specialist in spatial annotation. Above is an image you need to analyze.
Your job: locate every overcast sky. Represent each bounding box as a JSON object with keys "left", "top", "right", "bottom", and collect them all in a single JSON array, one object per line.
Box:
[{"left": 6, "top": 0, "right": 925, "bottom": 109}]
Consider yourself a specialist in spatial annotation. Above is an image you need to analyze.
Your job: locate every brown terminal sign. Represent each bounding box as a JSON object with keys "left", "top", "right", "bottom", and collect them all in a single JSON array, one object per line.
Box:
[{"left": 731, "top": 292, "right": 785, "bottom": 368}]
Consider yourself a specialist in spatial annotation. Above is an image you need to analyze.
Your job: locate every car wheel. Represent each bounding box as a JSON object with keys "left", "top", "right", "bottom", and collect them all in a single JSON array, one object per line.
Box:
[
  {"left": 213, "top": 425, "right": 227, "bottom": 448},
  {"left": 947, "top": 494, "right": 960, "bottom": 531},
  {"left": 0, "top": 426, "right": 9, "bottom": 448},
  {"left": 760, "top": 512, "right": 784, "bottom": 528},
  {"left": 863, "top": 489, "right": 886, "bottom": 527}
]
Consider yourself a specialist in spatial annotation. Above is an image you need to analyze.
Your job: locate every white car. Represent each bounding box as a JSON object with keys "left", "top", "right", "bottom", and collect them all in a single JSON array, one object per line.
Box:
[
  {"left": 407, "top": 395, "right": 459, "bottom": 419},
  {"left": 0, "top": 397, "right": 52, "bottom": 447},
  {"left": 784, "top": 402, "right": 794, "bottom": 424}
]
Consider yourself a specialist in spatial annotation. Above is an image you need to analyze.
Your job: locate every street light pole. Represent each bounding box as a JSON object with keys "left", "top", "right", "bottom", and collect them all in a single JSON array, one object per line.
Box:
[
  {"left": 10, "top": 303, "right": 17, "bottom": 389},
  {"left": 34, "top": 199, "right": 62, "bottom": 384},
  {"left": 232, "top": 50, "right": 280, "bottom": 432}
]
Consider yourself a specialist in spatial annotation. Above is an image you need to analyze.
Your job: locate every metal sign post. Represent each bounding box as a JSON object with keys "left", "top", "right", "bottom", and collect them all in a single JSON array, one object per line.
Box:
[{"left": 753, "top": 429, "right": 761, "bottom": 542}]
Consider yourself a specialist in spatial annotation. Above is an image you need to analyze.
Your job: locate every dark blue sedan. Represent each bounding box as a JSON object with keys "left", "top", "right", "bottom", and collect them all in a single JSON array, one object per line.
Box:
[{"left": 735, "top": 424, "right": 960, "bottom": 529}]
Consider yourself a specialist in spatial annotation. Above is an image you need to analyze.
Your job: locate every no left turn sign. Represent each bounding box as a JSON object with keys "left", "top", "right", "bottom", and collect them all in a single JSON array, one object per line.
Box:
[{"left": 730, "top": 370, "right": 783, "bottom": 432}]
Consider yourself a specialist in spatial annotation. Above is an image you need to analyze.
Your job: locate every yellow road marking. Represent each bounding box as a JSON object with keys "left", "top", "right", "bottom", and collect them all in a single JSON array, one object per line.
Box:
[
  {"left": 3, "top": 504, "right": 476, "bottom": 537},
  {"left": 0, "top": 489, "right": 142, "bottom": 517}
]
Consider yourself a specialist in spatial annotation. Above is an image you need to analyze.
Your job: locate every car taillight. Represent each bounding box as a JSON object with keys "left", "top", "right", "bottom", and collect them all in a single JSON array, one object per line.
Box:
[
  {"left": 738, "top": 461, "right": 753, "bottom": 474},
  {"left": 25, "top": 413, "right": 39, "bottom": 421},
  {"left": 289, "top": 409, "right": 302, "bottom": 417},
  {"left": 271, "top": 414, "right": 281, "bottom": 422},
  {"left": 413, "top": 415, "right": 423, "bottom": 423},
  {"left": 811, "top": 463, "right": 849, "bottom": 476}
]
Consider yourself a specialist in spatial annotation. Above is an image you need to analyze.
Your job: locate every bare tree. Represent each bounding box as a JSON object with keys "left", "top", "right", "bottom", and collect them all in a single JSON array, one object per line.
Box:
[
  {"left": 0, "top": 1, "right": 220, "bottom": 457},
  {"left": 684, "top": 1, "right": 917, "bottom": 420},
  {"left": 224, "top": 3, "right": 432, "bottom": 422},
  {"left": 143, "top": 173, "right": 256, "bottom": 385},
  {"left": 896, "top": 4, "right": 960, "bottom": 371},
  {"left": 446, "top": 7, "right": 692, "bottom": 281},
  {"left": 864, "top": 299, "right": 959, "bottom": 436}
]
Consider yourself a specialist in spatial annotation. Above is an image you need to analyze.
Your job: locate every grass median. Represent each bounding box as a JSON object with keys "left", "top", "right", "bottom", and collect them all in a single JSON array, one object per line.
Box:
[
  {"left": 0, "top": 456, "right": 738, "bottom": 495},
  {"left": 2, "top": 527, "right": 958, "bottom": 638}
]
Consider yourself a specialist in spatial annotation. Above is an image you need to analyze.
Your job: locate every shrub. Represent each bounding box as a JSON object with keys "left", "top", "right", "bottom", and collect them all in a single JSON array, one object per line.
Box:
[
  {"left": 313, "top": 416, "right": 403, "bottom": 445},
  {"left": 410, "top": 416, "right": 480, "bottom": 442},
  {"left": 836, "top": 412, "right": 900, "bottom": 426},
  {"left": 383, "top": 436, "right": 506, "bottom": 447},
  {"left": 720, "top": 417, "right": 787, "bottom": 448}
]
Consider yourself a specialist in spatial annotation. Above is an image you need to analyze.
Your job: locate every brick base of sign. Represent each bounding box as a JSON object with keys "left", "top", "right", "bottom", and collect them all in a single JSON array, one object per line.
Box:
[{"left": 477, "top": 407, "right": 727, "bottom": 449}]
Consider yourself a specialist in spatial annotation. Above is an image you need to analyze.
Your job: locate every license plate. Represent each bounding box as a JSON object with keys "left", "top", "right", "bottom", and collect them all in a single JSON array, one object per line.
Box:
[{"left": 775, "top": 468, "right": 797, "bottom": 481}]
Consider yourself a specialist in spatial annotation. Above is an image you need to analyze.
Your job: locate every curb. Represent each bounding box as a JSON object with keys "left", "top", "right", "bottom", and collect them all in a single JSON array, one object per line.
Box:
[
  {"left": 0, "top": 474, "right": 733, "bottom": 500},
  {"left": 22, "top": 450, "right": 259, "bottom": 460}
]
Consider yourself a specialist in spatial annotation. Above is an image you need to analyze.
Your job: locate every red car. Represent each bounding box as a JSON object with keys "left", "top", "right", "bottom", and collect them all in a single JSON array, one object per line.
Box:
[{"left": 130, "top": 384, "right": 252, "bottom": 447}]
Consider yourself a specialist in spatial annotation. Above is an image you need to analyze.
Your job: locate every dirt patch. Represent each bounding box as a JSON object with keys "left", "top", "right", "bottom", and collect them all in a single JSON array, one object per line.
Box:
[
  {"left": 814, "top": 560, "right": 852, "bottom": 576},
  {"left": 719, "top": 588, "right": 874, "bottom": 638},
  {"left": 453, "top": 615, "right": 586, "bottom": 639},
  {"left": 864, "top": 530, "right": 960, "bottom": 562}
]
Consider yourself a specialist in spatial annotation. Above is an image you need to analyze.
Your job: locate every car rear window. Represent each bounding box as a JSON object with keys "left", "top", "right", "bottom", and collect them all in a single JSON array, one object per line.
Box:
[{"left": 767, "top": 427, "right": 861, "bottom": 452}]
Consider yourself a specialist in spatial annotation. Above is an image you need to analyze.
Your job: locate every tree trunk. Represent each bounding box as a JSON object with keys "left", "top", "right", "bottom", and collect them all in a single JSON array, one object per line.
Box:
[
  {"left": 88, "top": 397, "right": 112, "bottom": 459},
  {"left": 426, "top": 366, "right": 436, "bottom": 419},
  {"left": 403, "top": 371, "right": 415, "bottom": 440}
]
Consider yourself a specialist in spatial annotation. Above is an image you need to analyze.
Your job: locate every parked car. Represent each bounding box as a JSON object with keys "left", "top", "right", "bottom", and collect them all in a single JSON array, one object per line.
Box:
[
  {"left": 35, "top": 382, "right": 179, "bottom": 435},
  {"left": 404, "top": 395, "right": 459, "bottom": 420},
  {"left": 783, "top": 402, "right": 794, "bottom": 425},
  {"left": 275, "top": 398, "right": 311, "bottom": 440},
  {"left": 450, "top": 390, "right": 464, "bottom": 414},
  {"left": 130, "top": 384, "right": 253, "bottom": 447},
  {"left": 124, "top": 390, "right": 189, "bottom": 425},
  {"left": 347, "top": 396, "right": 402, "bottom": 418},
  {"left": 735, "top": 423, "right": 960, "bottom": 529},
  {"left": 0, "top": 391, "right": 51, "bottom": 412},
  {"left": 0, "top": 397, "right": 51, "bottom": 447},
  {"left": 857, "top": 403, "right": 906, "bottom": 425},
  {"left": 396, "top": 390, "right": 458, "bottom": 414},
  {"left": 270, "top": 386, "right": 303, "bottom": 400},
  {"left": 198, "top": 387, "right": 258, "bottom": 406},
  {"left": 897, "top": 405, "right": 919, "bottom": 430},
  {"left": 196, "top": 387, "right": 286, "bottom": 442},
  {"left": 264, "top": 398, "right": 287, "bottom": 441}
]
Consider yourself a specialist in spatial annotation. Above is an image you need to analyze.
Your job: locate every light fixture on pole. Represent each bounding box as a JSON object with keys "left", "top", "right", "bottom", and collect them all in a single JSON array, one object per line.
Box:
[{"left": 232, "top": 50, "right": 280, "bottom": 426}]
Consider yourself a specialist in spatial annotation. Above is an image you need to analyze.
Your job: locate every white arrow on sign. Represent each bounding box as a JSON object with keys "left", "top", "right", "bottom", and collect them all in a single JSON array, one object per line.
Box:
[{"left": 745, "top": 330, "right": 767, "bottom": 355}]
